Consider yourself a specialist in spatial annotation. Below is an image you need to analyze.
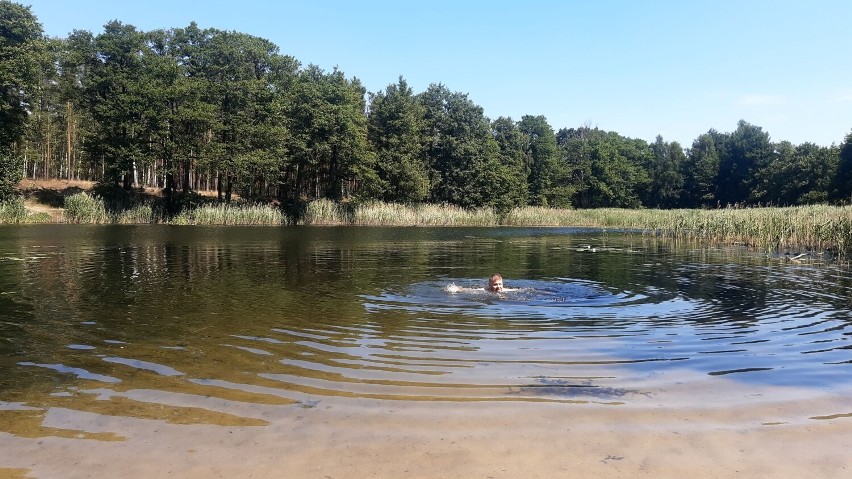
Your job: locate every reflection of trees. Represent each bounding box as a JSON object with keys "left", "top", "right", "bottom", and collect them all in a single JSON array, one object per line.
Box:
[{"left": 3, "top": 226, "right": 851, "bottom": 405}]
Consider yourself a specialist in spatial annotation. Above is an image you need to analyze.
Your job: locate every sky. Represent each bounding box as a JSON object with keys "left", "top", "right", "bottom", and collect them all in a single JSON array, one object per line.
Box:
[{"left": 20, "top": 0, "right": 852, "bottom": 147}]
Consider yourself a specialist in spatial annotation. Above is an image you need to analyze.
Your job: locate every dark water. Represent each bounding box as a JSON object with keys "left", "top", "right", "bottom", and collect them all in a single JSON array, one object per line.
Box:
[{"left": 0, "top": 225, "right": 850, "bottom": 413}]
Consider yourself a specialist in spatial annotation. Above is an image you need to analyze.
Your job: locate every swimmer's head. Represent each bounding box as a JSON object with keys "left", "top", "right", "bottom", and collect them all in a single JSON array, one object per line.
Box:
[{"left": 488, "top": 273, "right": 504, "bottom": 292}]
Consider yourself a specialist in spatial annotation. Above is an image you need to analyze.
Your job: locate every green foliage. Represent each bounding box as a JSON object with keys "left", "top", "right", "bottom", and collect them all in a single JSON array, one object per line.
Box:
[
  {"left": 367, "top": 77, "right": 429, "bottom": 203},
  {"left": 418, "top": 83, "right": 509, "bottom": 209},
  {"left": 0, "top": 147, "right": 22, "bottom": 200},
  {"left": 715, "top": 120, "right": 773, "bottom": 205},
  {"left": 518, "top": 115, "right": 563, "bottom": 207},
  {"left": 63, "top": 192, "right": 110, "bottom": 223},
  {"left": 171, "top": 203, "right": 286, "bottom": 226},
  {"left": 286, "top": 65, "right": 372, "bottom": 203},
  {"left": 683, "top": 132, "right": 721, "bottom": 207},
  {"left": 557, "top": 127, "right": 649, "bottom": 208},
  {"left": 84, "top": 21, "right": 150, "bottom": 188},
  {"left": 642, "top": 135, "right": 685, "bottom": 208},
  {"left": 832, "top": 130, "right": 852, "bottom": 202},
  {"left": 0, "top": 0, "right": 46, "bottom": 149},
  {"left": 114, "top": 203, "right": 156, "bottom": 224},
  {"left": 6, "top": 4, "right": 850, "bottom": 213},
  {"left": 0, "top": 196, "right": 28, "bottom": 223},
  {"left": 490, "top": 117, "right": 529, "bottom": 208}
]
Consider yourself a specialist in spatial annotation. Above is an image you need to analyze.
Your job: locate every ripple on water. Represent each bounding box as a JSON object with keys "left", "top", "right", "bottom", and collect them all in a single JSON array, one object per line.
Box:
[{"left": 362, "top": 278, "right": 702, "bottom": 323}]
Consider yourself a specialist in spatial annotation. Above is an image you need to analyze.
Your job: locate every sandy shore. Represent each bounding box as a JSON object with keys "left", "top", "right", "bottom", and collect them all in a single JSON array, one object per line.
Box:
[{"left": 1, "top": 370, "right": 849, "bottom": 479}]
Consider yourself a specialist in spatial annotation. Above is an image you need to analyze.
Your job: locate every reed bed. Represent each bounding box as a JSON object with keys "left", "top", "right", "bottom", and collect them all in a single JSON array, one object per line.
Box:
[
  {"left": 171, "top": 203, "right": 288, "bottom": 226},
  {"left": 303, "top": 198, "right": 352, "bottom": 225},
  {"left": 559, "top": 206, "right": 852, "bottom": 259},
  {"left": 0, "top": 197, "right": 28, "bottom": 224},
  {"left": 302, "top": 199, "right": 498, "bottom": 226},
  {"left": 14, "top": 191, "right": 852, "bottom": 259},
  {"left": 63, "top": 192, "right": 111, "bottom": 224},
  {"left": 114, "top": 203, "right": 158, "bottom": 224},
  {"left": 502, "top": 206, "right": 580, "bottom": 227},
  {"left": 353, "top": 202, "right": 498, "bottom": 226}
]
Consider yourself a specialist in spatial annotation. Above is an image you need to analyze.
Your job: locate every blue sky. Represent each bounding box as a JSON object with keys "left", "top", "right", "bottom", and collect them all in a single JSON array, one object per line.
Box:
[{"left": 22, "top": 0, "right": 852, "bottom": 147}]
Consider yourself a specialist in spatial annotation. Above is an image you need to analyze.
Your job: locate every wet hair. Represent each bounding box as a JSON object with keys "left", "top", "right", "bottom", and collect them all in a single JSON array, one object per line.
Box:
[{"left": 489, "top": 273, "right": 502, "bottom": 282}]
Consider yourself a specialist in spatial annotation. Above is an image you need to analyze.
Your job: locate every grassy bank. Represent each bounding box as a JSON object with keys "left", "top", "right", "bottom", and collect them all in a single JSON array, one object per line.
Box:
[
  {"left": 4, "top": 191, "right": 852, "bottom": 259},
  {"left": 555, "top": 206, "right": 852, "bottom": 257}
]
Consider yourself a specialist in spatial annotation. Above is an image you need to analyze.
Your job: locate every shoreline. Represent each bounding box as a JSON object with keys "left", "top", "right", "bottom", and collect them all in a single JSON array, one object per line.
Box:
[{"left": 1, "top": 180, "right": 848, "bottom": 261}]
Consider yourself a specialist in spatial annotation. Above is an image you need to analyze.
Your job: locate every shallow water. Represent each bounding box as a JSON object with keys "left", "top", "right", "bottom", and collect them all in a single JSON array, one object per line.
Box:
[{"left": 0, "top": 225, "right": 850, "bottom": 477}]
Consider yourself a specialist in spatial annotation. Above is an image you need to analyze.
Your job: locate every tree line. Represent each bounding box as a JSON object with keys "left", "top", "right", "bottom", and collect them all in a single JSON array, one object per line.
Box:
[{"left": 2, "top": 0, "right": 852, "bottom": 212}]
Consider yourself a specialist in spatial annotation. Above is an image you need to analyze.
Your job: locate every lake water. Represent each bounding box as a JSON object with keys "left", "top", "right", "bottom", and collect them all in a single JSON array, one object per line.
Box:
[{"left": 1, "top": 225, "right": 850, "bottom": 478}]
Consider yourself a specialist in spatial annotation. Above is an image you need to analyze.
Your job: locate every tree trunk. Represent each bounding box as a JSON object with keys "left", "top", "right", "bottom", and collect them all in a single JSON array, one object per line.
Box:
[
  {"left": 66, "top": 102, "right": 73, "bottom": 180},
  {"left": 217, "top": 173, "right": 223, "bottom": 203}
]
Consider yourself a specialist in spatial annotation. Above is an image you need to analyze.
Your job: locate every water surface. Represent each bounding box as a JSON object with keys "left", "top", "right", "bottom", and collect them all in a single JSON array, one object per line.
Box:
[{"left": 0, "top": 225, "right": 850, "bottom": 477}]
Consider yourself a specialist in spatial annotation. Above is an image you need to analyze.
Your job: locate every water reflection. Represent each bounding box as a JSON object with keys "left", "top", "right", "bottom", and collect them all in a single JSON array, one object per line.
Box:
[{"left": 0, "top": 225, "right": 850, "bottom": 432}]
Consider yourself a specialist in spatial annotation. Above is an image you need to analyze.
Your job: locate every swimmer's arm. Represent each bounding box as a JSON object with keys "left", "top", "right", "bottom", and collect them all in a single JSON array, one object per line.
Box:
[{"left": 445, "top": 283, "right": 486, "bottom": 293}]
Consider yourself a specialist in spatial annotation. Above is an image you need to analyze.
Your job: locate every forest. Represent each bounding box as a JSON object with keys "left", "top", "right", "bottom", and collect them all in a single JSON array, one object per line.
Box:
[{"left": 3, "top": 0, "right": 852, "bottom": 215}]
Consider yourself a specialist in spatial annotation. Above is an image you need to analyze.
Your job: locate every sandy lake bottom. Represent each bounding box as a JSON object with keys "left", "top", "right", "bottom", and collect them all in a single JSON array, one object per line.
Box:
[{"left": 1, "top": 368, "right": 850, "bottom": 479}]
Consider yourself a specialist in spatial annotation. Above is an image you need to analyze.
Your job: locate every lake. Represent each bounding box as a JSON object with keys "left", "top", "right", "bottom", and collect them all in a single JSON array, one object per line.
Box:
[{"left": 0, "top": 225, "right": 850, "bottom": 478}]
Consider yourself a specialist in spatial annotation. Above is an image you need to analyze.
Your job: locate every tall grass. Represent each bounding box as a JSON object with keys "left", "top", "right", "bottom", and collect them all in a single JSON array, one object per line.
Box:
[
  {"left": 353, "top": 202, "right": 498, "bottom": 226},
  {"left": 171, "top": 203, "right": 287, "bottom": 225},
  {"left": 303, "top": 198, "right": 352, "bottom": 225},
  {"left": 0, "top": 197, "right": 32, "bottom": 224},
  {"left": 18, "top": 191, "right": 852, "bottom": 260},
  {"left": 63, "top": 192, "right": 111, "bottom": 223},
  {"left": 114, "top": 203, "right": 158, "bottom": 224},
  {"left": 301, "top": 200, "right": 852, "bottom": 259},
  {"left": 550, "top": 206, "right": 852, "bottom": 259},
  {"left": 303, "top": 199, "right": 499, "bottom": 226},
  {"left": 502, "top": 206, "right": 580, "bottom": 227}
]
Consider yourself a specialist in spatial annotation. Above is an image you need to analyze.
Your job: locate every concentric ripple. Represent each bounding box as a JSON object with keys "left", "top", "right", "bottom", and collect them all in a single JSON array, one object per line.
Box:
[{"left": 1, "top": 226, "right": 850, "bottom": 429}]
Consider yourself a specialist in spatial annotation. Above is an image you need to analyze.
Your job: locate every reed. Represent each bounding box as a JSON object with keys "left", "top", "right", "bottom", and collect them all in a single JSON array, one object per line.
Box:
[
  {"left": 303, "top": 198, "right": 352, "bottom": 225},
  {"left": 302, "top": 199, "right": 499, "bottom": 226},
  {"left": 353, "top": 202, "right": 498, "bottom": 226},
  {"left": 63, "top": 192, "right": 111, "bottom": 224},
  {"left": 170, "top": 203, "right": 287, "bottom": 226},
  {"left": 0, "top": 197, "right": 31, "bottom": 224},
  {"left": 501, "top": 206, "right": 579, "bottom": 226},
  {"left": 559, "top": 206, "right": 852, "bottom": 259},
  {"left": 114, "top": 203, "right": 158, "bottom": 224}
]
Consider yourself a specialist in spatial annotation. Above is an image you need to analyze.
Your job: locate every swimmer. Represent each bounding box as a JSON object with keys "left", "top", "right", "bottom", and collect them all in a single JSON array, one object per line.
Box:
[
  {"left": 445, "top": 273, "right": 516, "bottom": 294},
  {"left": 487, "top": 273, "right": 504, "bottom": 292}
]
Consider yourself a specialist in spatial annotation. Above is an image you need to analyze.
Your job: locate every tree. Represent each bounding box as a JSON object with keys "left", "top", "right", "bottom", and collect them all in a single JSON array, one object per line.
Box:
[
  {"left": 490, "top": 116, "right": 529, "bottom": 208},
  {"left": 0, "top": 0, "right": 46, "bottom": 197},
  {"left": 287, "top": 65, "right": 372, "bottom": 203},
  {"left": 833, "top": 130, "right": 852, "bottom": 203},
  {"left": 366, "top": 77, "right": 429, "bottom": 203},
  {"left": 518, "top": 115, "right": 561, "bottom": 206},
  {"left": 756, "top": 141, "right": 836, "bottom": 205},
  {"left": 716, "top": 120, "right": 772, "bottom": 205},
  {"left": 556, "top": 127, "right": 593, "bottom": 207},
  {"left": 557, "top": 127, "right": 648, "bottom": 208},
  {"left": 85, "top": 21, "right": 150, "bottom": 189},
  {"left": 418, "top": 83, "right": 509, "bottom": 209},
  {"left": 54, "top": 30, "right": 97, "bottom": 180},
  {"left": 189, "top": 27, "right": 296, "bottom": 203},
  {"left": 643, "top": 135, "right": 686, "bottom": 208},
  {"left": 683, "top": 131, "right": 721, "bottom": 207}
]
